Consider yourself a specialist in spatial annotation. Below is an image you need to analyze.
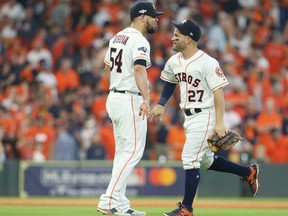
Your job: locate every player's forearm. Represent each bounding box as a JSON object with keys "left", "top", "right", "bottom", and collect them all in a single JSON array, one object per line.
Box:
[
  {"left": 134, "top": 67, "right": 150, "bottom": 100},
  {"left": 158, "top": 81, "right": 177, "bottom": 106},
  {"left": 104, "top": 64, "right": 110, "bottom": 85},
  {"left": 213, "top": 88, "right": 225, "bottom": 124}
]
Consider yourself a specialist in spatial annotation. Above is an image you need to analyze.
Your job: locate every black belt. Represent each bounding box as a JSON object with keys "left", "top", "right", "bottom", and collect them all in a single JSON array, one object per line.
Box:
[
  {"left": 184, "top": 108, "right": 202, "bottom": 116},
  {"left": 110, "top": 89, "right": 141, "bottom": 96}
]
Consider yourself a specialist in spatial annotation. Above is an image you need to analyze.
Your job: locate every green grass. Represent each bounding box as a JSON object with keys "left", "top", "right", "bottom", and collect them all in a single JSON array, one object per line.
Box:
[
  {"left": 192, "top": 208, "right": 288, "bottom": 216},
  {"left": 1, "top": 197, "right": 288, "bottom": 216},
  {"left": 1, "top": 206, "right": 288, "bottom": 216}
]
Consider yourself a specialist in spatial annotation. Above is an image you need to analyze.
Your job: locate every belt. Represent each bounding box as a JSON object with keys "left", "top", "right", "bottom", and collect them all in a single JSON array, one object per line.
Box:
[
  {"left": 184, "top": 108, "right": 202, "bottom": 116},
  {"left": 110, "top": 89, "right": 141, "bottom": 96}
]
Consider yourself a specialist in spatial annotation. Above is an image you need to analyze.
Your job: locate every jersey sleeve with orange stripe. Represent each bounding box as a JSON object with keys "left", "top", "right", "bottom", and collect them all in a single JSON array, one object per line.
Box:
[
  {"left": 160, "top": 54, "right": 178, "bottom": 84},
  {"left": 203, "top": 55, "right": 229, "bottom": 92},
  {"left": 132, "top": 41, "right": 151, "bottom": 68}
]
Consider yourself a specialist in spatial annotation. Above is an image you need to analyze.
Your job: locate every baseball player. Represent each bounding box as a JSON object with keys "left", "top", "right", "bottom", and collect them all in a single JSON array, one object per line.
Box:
[
  {"left": 97, "top": 2, "right": 163, "bottom": 216},
  {"left": 148, "top": 19, "right": 260, "bottom": 216}
]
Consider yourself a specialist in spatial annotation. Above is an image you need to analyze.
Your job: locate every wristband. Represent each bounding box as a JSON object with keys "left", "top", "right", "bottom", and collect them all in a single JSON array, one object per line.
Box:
[{"left": 158, "top": 96, "right": 167, "bottom": 106}]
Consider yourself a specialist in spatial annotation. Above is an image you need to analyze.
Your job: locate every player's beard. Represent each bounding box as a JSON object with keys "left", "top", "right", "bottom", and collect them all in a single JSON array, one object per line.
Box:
[{"left": 146, "top": 23, "right": 157, "bottom": 34}]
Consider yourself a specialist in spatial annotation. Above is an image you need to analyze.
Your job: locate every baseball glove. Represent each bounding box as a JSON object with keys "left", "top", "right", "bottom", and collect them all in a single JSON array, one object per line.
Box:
[{"left": 207, "top": 131, "right": 244, "bottom": 152}]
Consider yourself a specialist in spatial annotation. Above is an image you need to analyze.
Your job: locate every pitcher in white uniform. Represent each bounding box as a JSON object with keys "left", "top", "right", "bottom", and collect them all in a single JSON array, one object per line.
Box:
[
  {"left": 148, "top": 19, "right": 260, "bottom": 216},
  {"left": 97, "top": 2, "right": 163, "bottom": 216}
]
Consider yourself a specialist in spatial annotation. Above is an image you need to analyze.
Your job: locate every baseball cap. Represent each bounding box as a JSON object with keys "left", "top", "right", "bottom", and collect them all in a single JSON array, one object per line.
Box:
[
  {"left": 130, "top": 1, "right": 164, "bottom": 20},
  {"left": 171, "top": 19, "right": 201, "bottom": 42}
]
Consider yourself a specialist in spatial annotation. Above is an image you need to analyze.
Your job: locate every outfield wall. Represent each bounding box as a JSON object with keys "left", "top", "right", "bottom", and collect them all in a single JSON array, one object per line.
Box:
[{"left": 0, "top": 160, "right": 287, "bottom": 197}]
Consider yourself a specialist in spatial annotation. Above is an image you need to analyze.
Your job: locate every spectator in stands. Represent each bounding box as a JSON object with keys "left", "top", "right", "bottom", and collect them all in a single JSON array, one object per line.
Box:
[
  {"left": 269, "top": 80, "right": 286, "bottom": 112},
  {"left": 26, "top": 38, "right": 53, "bottom": 69},
  {"left": 99, "top": 116, "right": 115, "bottom": 160},
  {"left": 36, "top": 60, "right": 58, "bottom": 101},
  {"left": 2, "top": 137, "right": 19, "bottom": 160},
  {"left": 278, "top": 1, "right": 288, "bottom": 32},
  {"left": 148, "top": 121, "right": 169, "bottom": 161},
  {"left": 7, "top": 37, "right": 27, "bottom": 63},
  {"left": 224, "top": 101, "right": 242, "bottom": 130},
  {"left": 34, "top": 115, "right": 56, "bottom": 160},
  {"left": 0, "top": 62, "right": 16, "bottom": 92},
  {"left": 55, "top": 58, "right": 80, "bottom": 94},
  {"left": 79, "top": 118, "right": 97, "bottom": 160},
  {"left": 76, "top": 47, "right": 94, "bottom": 84},
  {"left": 32, "top": 133, "right": 47, "bottom": 162},
  {"left": 1, "top": 18, "right": 17, "bottom": 40},
  {"left": 0, "top": 106, "right": 19, "bottom": 159},
  {"left": 263, "top": 32, "right": 286, "bottom": 77},
  {"left": 91, "top": 94, "right": 107, "bottom": 123},
  {"left": 17, "top": 6, "right": 39, "bottom": 46},
  {"left": 265, "top": 128, "right": 288, "bottom": 163},
  {"left": 224, "top": 78, "right": 249, "bottom": 119},
  {"left": 86, "top": 125, "right": 106, "bottom": 160},
  {"left": 255, "top": 97, "right": 282, "bottom": 160},
  {"left": 51, "top": 0, "right": 70, "bottom": 28},
  {"left": 246, "top": 65, "right": 273, "bottom": 111},
  {"left": 53, "top": 124, "right": 78, "bottom": 160},
  {"left": 45, "top": 25, "right": 62, "bottom": 49},
  {"left": 243, "top": 98, "right": 260, "bottom": 145},
  {"left": 207, "top": 11, "right": 228, "bottom": 52},
  {"left": 0, "top": 0, "right": 25, "bottom": 22}
]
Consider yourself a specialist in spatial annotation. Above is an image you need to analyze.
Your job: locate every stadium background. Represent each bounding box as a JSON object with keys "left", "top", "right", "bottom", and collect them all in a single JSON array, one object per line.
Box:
[{"left": 0, "top": 0, "right": 288, "bottom": 201}]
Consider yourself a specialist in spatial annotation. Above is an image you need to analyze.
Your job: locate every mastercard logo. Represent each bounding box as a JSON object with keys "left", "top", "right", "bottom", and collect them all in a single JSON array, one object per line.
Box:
[{"left": 149, "top": 168, "right": 177, "bottom": 186}]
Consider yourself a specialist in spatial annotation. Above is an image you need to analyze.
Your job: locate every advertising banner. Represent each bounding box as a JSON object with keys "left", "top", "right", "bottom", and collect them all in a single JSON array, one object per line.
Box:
[{"left": 19, "top": 162, "right": 184, "bottom": 197}]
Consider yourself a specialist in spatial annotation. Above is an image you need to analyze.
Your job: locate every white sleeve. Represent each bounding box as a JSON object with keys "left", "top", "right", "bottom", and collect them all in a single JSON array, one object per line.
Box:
[
  {"left": 204, "top": 58, "right": 229, "bottom": 92},
  {"left": 160, "top": 58, "right": 178, "bottom": 84},
  {"left": 132, "top": 39, "right": 151, "bottom": 68}
]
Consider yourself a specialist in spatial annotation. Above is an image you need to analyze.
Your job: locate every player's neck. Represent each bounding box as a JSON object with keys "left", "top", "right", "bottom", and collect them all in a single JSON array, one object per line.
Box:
[
  {"left": 181, "top": 47, "right": 199, "bottom": 60},
  {"left": 130, "top": 23, "right": 145, "bottom": 35}
]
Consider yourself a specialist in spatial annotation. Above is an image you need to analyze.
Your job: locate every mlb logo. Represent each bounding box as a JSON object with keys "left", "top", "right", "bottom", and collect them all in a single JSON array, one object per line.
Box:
[{"left": 138, "top": 47, "right": 148, "bottom": 53}]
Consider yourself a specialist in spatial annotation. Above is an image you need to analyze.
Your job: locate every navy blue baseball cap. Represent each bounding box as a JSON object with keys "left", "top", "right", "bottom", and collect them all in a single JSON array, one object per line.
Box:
[
  {"left": 171, "top": 19, "right": 202, "bottom": 42},
  {"left": 130, "top": 1, "right": 164, "bottom": 20}
]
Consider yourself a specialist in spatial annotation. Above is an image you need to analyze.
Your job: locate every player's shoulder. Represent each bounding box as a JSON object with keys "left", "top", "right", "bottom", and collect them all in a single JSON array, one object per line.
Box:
[
  {"left": 109, "top": 28, "right": 148, "bottom": 46},
  {"left": 200, "top": 51, "right": 219, "bottom": 64},
  {"left": 167, "top": 52, "right": 181, "bottom": 63},
  {"left": 123, "top": 27, "right": 148, "bottom": 42}
]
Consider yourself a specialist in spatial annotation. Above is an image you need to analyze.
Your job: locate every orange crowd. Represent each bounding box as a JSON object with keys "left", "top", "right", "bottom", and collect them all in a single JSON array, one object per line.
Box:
[{"left": 0, "top": 0, "right": 288, "bottom": 164}]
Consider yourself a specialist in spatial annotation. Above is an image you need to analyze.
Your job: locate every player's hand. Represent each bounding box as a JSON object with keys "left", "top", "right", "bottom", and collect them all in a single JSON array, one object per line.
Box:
[
  {"left": 139, "top": 99, "right": 150, "bottom": 120},
  {"left": 147, "top": 104, "right": 165, "bottom": 122},
  {"left": 213, "top": 122, "right": 226, "bottom": 138}
]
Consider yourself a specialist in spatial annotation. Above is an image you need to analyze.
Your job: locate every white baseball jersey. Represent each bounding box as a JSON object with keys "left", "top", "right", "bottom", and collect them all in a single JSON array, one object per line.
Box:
[
  {"left": 104, "top": 27, "right": 151, "bottom": 93},
  {"left": 99, "top": 27, "right": 150, "bottom": 212},
  {"left": 160, "top": 50, "right": 229, "bottom": 109}
]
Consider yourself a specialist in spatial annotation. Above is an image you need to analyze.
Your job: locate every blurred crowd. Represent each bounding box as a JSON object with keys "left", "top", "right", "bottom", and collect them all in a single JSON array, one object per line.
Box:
[{"left": 0, "top": 0, "right": 288, "bottom": 164}]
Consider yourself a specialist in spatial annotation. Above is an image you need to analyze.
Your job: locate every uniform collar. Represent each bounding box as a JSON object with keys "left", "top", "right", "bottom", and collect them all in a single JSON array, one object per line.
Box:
[
  {"left": 123, "top": 27, "right": 142, "bottom": 35},
  {"left": 180, "top": 50, "right": 204, "bottom": 62}
]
